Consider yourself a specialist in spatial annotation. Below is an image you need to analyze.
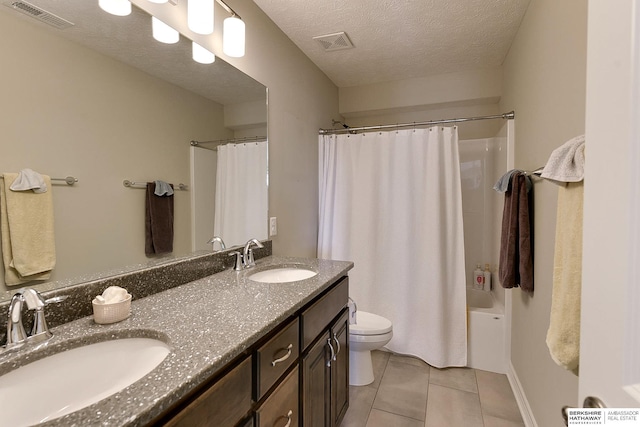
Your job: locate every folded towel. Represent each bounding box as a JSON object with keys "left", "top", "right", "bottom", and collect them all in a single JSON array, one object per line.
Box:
[
  {"left": 1, "top": 173, "right": 56, "bottom": 285},
  {"left": 9, "top": 168, "right": 48, "bottom": 193},
  {"left": 546, "top": 181, "right": 584, "bottom": 375},
  {"left": 494, "top": 169, "right": 532, "bottom": 193},
  {"left": 498, "top": 172, "right": 534, "bottom": 292},
  {"left": 145, "top": 182, "right": 174, "bottom": 255},
  {"left": 541, "top": 135, "right": 585, "bottom": 185},
  {"left": 154, "top": 180, "right": 174, "bottom": 196}
]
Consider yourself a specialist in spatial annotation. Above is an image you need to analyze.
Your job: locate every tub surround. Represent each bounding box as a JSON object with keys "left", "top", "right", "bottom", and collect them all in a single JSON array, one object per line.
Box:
[{"left": 0, "top": 253, "right": 352, "bottom": 426}]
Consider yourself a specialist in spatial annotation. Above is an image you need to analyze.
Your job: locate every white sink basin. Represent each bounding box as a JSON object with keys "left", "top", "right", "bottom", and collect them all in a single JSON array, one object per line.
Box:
[
  {"left": 0, "top": 337, "right": 170, "bottom": 426},
  {"left": 249, "top": 267, "right": 317, "bottom": 283}
]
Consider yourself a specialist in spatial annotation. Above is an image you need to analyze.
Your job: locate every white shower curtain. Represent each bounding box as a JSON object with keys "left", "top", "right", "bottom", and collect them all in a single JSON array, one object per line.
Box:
[
  {"left": 318, "top": 127, "right": 467, "bottom": 368},
  {"left": 214, "top": 141, "right": 268, "bottom": 247}
]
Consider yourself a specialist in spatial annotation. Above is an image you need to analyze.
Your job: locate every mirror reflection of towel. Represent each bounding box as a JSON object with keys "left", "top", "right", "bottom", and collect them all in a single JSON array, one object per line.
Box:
[
  {"left": 1, "top": 173, "right": 56, "bottom": 285},
  {"left": 145, "top": 182, "right": 174, "bottom": 256}
]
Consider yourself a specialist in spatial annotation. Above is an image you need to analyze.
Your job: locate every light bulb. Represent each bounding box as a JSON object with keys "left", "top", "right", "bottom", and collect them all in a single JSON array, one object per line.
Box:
[
  {"left": 152, "top": 17, "right": 179, "bottom": 44},
  {"left": 223, "top": 16, "right": 245, "bottom": 57},
  {"left": 188, "top": 0, "right": 214, "bottom": 35},
  {"left": 148, "top": 0, "right": 168, "bottom": 3},
  {"left": 98, "top": 0, "right": 131, "bottom": 16},
  {"left": 192, "top": 42, "right": 215, "bottom": 64}
]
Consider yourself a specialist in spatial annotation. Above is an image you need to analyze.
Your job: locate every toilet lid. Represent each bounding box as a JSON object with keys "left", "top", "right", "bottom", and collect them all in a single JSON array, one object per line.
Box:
[{"left": 350, "top": 311, "right": 392, "bottom": 335}]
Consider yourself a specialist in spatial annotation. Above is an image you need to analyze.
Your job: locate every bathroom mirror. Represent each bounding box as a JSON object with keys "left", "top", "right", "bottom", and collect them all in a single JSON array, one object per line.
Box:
[{"left": 0, "top": 1, "right": 267, "bottom": 300}]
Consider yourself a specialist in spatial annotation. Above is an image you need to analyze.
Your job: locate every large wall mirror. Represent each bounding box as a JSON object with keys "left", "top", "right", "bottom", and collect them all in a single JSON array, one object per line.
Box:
[{"left": 0, "top": 0, "right": 268, "bottom": 300}]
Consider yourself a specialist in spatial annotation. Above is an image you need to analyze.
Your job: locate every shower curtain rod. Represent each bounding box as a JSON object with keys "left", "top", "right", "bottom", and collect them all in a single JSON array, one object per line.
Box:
[
  {"left": 190, "top": 135, "right": 267, "bottom": 147},
  {"left": 318, "top": 111, "right": 515, "bottom": 135}
]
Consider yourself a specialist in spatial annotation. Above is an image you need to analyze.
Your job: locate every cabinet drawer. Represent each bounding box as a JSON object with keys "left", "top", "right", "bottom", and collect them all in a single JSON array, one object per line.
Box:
[
  {"left": 165, "top": 357, "right": 252, "bottom": 427},
  {"left": 301, "top": 277, "right": 348, "bottom": 350},
  {"left": 256, "top": 318, "right": 300, "bottom": 400},
  {"left": 256, "top": 366, "right": 299, "bottom": 427}
]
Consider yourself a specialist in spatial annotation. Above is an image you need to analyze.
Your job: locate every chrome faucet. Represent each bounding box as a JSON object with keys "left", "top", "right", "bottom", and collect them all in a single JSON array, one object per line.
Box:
[
  {"left": 242, "top": 238, "right": 264, "bottom": 269},
  {"left": 5, "top": 291, "right": 27, "bottom": 349},
  {"left": 4, "top": 288, "right": 67, "bottom": 350},
  {"left": 206, "top": 236, "right": 226, "bottom": 252}
]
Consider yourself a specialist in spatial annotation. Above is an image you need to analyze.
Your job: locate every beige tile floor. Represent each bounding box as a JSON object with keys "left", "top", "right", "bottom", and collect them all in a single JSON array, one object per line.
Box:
[{"left": 340, "top": 351, "right": 525, "bottom": 427}]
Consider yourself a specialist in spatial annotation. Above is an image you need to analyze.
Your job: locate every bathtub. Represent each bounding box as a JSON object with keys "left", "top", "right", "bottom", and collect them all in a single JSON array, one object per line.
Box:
[{"left": 466, "top": 288, "right": 507, "bottom": 374}]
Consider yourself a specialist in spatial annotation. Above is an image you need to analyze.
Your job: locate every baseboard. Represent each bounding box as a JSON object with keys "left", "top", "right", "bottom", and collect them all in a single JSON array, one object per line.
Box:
[{"left": 507, "top": 361, "right": 538, "bottom": 427}]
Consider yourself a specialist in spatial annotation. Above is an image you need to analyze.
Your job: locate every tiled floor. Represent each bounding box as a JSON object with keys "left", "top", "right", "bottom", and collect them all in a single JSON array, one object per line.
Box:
[{"left": 340, "top": 351, "right": 525, "bottom": 427}]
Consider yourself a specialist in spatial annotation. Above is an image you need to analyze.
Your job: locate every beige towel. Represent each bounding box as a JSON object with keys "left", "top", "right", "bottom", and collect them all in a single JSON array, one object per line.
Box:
[
  {"left": 546, "top": 181, "right": 583, "bottom": 375},
  {"left": 1, "top": 173, "right": 56, "bottom": 285}
]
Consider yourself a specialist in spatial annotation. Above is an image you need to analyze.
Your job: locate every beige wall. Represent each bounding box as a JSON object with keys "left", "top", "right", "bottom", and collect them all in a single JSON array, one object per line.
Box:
[
  {"left": 0, "top": 11, "right": 231, "bottom": 292},
  {"left": 499, "top": 0, "right": 587, "bottom": 425}
]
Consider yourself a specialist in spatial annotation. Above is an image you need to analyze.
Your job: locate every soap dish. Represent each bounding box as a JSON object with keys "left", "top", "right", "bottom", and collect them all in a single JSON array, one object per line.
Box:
[{"left": 92, "top": 295, "right": 132, "bottom": 324}]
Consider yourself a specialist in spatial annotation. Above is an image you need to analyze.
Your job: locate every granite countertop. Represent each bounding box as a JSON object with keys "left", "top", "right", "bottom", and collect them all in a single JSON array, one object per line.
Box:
[{"left": 0, "top": 255, "right": 353, "bottom": 426}]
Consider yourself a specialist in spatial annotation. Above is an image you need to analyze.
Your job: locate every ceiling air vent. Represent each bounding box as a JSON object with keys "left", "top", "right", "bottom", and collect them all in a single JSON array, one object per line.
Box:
[
  {"left": 4, "top": 0, "right": 74, "bottom": 30},
  {"left": 313, "top": 32, "right": 354, "bottom": 52}
]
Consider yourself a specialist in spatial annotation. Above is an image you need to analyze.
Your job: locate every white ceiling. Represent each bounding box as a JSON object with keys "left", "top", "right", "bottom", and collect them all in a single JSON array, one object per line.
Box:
[
  {"left": 3, "top": 0, "right": 266, "bottom": 105},
  {"left": 252, "top": 0, "right": 531, "bottom": 88}
]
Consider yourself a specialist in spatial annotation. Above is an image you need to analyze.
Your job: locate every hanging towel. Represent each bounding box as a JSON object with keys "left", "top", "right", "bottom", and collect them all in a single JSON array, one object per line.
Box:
[
  {"left": 546, "top": 181, "right": 584, "bottom": 375},
  {"left": 145, "top": 181, "right": 174, "bottom": 255},
  {"left": 154, "top": 180, "right": 174, "bottom": 196},
  {"left": 1, "top": 173, "right": 56, "bottom": 285},
  {"left": 498, "top": 172, "right": 534, "bottom": 292},
  {"left": 9, "top": 168, "right": 48, "bottom": 193},
  {"left": 494, "top": 169, "right": 532, "bottom": 193},
  {"left": 541, "top": 135, "right": 585, "bottom": 185}
]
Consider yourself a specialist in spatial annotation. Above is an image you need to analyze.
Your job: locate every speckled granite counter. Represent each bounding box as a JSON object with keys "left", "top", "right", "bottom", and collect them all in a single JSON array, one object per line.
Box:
[{"left": 0, "top": 255, "right": 353, "bottom": 426}]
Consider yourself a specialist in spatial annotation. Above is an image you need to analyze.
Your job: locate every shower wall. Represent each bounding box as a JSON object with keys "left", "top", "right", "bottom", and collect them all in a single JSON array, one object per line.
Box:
[{"left": 459, "top": 137, "right": 507, "bottom": 308}]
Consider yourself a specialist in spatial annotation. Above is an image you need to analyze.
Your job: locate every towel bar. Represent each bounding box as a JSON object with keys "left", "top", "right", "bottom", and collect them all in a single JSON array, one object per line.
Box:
[
  {"left": 0, "top": 174, "right": 78, "bottom": 186},
  {"left": 123, "top": 180, "right": 188, "bottom": 191}
]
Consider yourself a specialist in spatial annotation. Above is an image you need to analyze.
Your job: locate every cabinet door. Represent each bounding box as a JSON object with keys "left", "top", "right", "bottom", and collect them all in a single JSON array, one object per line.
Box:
[
  {"left": 302, "top": 331, "right": 330, "bottom": 427},
  {"left": 256, "top": 366, "right": 299, "bottom": 427},
  {"left": 330, "top": 309, "right": 349, "bottom": 427}
]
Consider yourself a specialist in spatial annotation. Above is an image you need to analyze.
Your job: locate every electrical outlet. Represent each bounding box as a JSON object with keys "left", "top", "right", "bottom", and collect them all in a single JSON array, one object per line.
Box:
[{"left": 269, "top": 217, "right": 277, "bottom": 236}]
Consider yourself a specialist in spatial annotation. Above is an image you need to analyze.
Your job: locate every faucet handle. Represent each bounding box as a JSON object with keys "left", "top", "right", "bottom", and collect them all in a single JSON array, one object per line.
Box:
[{"left": 229, "top": 251, "right": 243, "bottom": 271}]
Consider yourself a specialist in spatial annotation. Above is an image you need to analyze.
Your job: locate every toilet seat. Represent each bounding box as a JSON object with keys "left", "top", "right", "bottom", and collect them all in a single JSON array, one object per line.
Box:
[{"left": 350, "top": 311, "right": 392, "bottom": 336}]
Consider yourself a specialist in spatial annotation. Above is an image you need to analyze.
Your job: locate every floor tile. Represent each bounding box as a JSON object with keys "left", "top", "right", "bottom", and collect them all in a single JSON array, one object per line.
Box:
[
  {"left": 424, "top": 384, "right": 484, "bottom": 427},
  {"left": 366, "top": 409, "right": 424, "bottom": 427},
  {"left": 372, "top": 359, "right": 429, "bottom": 421},
  {"left": 483, "top": 414, "right": 526, "bottom": 427},
  {"left": 341, "top": 386, "right": 377, "bottom": 427},
  {"left": 368, "top": 350, "right": 391, "bottom": 390},
  {"left": 429, "top": 366, "right": 478, "bottom": 393},
  {"left": 389, "top": 353, "right": 430, "bottom": 369},
  {"left": 475, "top": 370, "right": 523, "bottom": 423}
]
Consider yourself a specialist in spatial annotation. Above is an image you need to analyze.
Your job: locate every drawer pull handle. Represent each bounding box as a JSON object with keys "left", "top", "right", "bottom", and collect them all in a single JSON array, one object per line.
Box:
[
  {"left": 271, "top": 344, "right": 293, "bottom": 367},
  {"left": 327, "top": 338, "right": 335, "bottom": 367},
  {"left": 282, "top": 409, "right": 293, "bottom": 427},
  {"left": 332, "top": 332, "right": 340, "bottom": 360}
]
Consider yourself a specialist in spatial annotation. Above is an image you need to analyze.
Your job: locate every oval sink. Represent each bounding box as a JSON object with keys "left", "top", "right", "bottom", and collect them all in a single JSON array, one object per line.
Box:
[
  {"left": 249, "top": 267, "right": 317, "bottom": 283},
  {"left": 0, "top": 337, "right": 170, "bottom": 426}
]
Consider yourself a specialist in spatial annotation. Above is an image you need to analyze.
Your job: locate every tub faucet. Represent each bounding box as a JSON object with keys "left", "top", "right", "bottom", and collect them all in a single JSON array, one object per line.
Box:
[
  {"left": 206, "top": 236, "right": 226, "bottom": 252},
  {"left": 242, "top": 238, "right": 264, "bottom": 268}
]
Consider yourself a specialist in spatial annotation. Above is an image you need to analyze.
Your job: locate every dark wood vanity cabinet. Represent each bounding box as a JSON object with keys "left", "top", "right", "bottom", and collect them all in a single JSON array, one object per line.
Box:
[{"left": 157, "top": 276, "right": 349, "bottom": 427}]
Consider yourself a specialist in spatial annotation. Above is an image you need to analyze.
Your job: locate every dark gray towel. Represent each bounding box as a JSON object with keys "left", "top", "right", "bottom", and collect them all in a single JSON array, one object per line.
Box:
[
  {"left": 145, "top": 182, "right": 174, "bottom": 256},
  {"left": 499, "top": 172, "right": 534, "bottom": 292}
]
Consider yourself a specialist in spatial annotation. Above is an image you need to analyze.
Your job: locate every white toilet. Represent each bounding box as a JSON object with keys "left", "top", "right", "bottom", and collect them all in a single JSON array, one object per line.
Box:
[{"left": 348, "top": 310, "right": 393, "bottom": 386}]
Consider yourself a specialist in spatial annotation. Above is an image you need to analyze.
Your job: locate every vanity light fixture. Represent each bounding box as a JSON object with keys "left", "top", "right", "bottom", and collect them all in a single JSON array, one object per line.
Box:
[
  {"left": 187, "top": 0, "right": 214, "bottom": 35},
  {"left": 223, "top": 14, "right": 245, "bottom": 57},
  {"left": 192, "top": 41, "right": 215, "bottom": 64},
  {"left": 152, "top": 16, "right": 179, "bottom": 44},
  {"left": 98, "top": 0, "right": 131, "bottom": 16},
  {"left": 147, "top": 0, "right": 168, "bottom": 3}
]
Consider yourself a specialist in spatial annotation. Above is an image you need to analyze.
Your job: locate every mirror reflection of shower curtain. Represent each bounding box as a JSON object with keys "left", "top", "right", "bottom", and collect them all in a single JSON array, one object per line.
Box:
[
  {"left": 317, "top": 127, "right": 467, "bottom": 368},
  {"left": 214, "top": 141, "right": 268, "bottom": 247}
]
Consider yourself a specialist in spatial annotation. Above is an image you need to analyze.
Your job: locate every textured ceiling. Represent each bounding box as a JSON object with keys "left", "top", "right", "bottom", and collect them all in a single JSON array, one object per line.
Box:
[
  {"left": 252, "top": 0, "right": 531, "bottom": 88},
  {"left": 3, "top": 0, "right": 266, "bottom": 105}
]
